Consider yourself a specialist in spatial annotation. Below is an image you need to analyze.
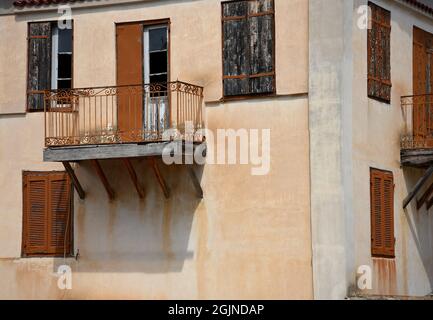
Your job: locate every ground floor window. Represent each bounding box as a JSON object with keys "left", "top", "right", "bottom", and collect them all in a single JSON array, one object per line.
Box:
[
  {"left": 370, "top": 168, "right": 395, "bottom": 258},
  {"left": 22, "top": 171, "right": 73, "bottom": 257}
]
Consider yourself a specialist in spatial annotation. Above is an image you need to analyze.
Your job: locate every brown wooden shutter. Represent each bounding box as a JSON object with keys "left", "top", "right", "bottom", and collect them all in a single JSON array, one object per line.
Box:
[
  {"left": 367, "top": 2, "right": 391, "bottom": 102},
  {"left": 23, "top": 174, "right": 49, "bottom": 254},
  {"left": 382, "top": 172, "right": 395, "bottom": 257},
  {"left": 370, "top": 168, "right": 395, "bottom": 258},
  {"left": 27, "top": 22, "right": 52, "bottom": 111},
  {"left": 116, "top": 23, "right": 144, "bottom": 141},
  {"left": 48, "top": 173, "right": 72, "bottom": 255},
  {"left": 222, "top": 0, "right": 275, "bottom": 96},
  {"left": 22, "top": 172, "right": 72, "bottom": 256},
  {"left": 412, "top": 26, "right": 433, "bottom": 142}
]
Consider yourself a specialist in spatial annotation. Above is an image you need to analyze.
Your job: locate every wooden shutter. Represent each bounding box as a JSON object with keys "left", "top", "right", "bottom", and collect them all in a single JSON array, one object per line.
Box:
[
  {"left": 116, "top": 23, "right": 144, "bottom": 141},
  {"left": 222, "top": 0, "right": 249, "bottom": 96},
  {"left": 23, "top": 174, "right": 49, "bottom": 254},
  {"left": 248, "top": 0, "right": 274, "bottom": 94},
  {"left": 370, "top": 169, "right": 395, "bottom": 258},
  {"left": 367, "top": 2, "right": 391, "bottom": 102},
  {"left": 222, "top": 0, "right": 275, "bottom": 97},
  {"left": 48, "top": 173, "right": 72, "bottom": 255},
  {"left": 27, "top": 22, "right": 52, "bottom": 111},
  {"left": 413, "top": 27, "right": 433, "bottom": 143},
  {"left": 22, "top": 172, "right": 72, "bottom": 256}
]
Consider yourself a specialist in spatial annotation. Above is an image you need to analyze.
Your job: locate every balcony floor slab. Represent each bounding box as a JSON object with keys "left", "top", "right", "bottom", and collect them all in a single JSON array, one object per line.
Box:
[
  {"left": 401, "top": 148, "right": 433, "bottom": 168},
  {"left": 44, "top": 141, "right": 203, "bottom": 162}
]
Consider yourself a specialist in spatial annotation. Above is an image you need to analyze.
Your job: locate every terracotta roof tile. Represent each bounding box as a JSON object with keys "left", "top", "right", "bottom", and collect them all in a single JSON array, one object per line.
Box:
[
  {"left": 12, "top": 0, "right": 433, "bottom": 18},
  {"left": 13, "top": 0, "right": 84, "bottom": 7}
]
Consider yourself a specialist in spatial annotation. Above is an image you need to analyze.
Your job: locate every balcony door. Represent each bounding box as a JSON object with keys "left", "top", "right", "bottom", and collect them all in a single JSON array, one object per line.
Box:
[
  {"left": 116, "top": 22, "right": 169, "bottom": 143},
  {"left": 413, "top": 26, "right": 433, "bottom": 145}
]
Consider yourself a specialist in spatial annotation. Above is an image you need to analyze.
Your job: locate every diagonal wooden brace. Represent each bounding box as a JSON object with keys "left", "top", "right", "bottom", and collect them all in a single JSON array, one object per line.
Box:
[
  {"left": 189, "top": 166, "right": 203, "bottom": 199},
  {"left": 122, "top": 158, "right": 145, "bottom": 199},
  {"left": 148, "top": 157, "right": 170, "bottom": 199},
  {"left": 62, "top": 161, "right": 85, "bottom": 200},
  {"left": 91, "top": 159, "right": 115, "bottom": 200}
]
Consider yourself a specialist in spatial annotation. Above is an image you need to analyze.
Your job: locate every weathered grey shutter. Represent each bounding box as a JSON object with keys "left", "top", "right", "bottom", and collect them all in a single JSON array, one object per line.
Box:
[
  {"left": 222, "top": 0, "right": 275, "bottom": 97},
  {"left": 27, "top": 22, "right": 52, "bottom": 111},
  {"left": 248, "top": 0, "right": 274, "bottom": 94},
  {"left": 222, "top": 1, "right": 249, "bottom": 96}
]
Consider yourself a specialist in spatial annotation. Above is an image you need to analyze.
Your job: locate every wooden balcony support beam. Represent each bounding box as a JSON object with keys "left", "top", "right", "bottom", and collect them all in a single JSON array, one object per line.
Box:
[
  {"left": 189, "top": 167, "right": 203, "bottom": 199},
  {"left": 62, "top": 161, "right": 85, "bottom": 200},
  {"left": 91, "top": 159, "right": 115, "bottom": 200},
  {"left": 403, "top": 165, "right": 433, "bottom": 209},
  {"left": 427, "top": 195, "right": 433, "bottom": 211},
  {"left": 148, "top": 157, "right": 170, "bottom": 199},
  {"left": 417, "top": 180, "right": 433, "bottom": 209},
  {"left": 122, "top": 158, "right": 145, "bottom": 199}
]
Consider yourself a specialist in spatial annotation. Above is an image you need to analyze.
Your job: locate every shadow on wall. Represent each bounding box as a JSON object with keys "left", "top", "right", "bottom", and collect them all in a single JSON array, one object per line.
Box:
[
  {"left": 54, "top": 158, "right": 204, "bottom": 274},
  {"left": 403, "top": 168, "right": 433, "bottom": 293}
]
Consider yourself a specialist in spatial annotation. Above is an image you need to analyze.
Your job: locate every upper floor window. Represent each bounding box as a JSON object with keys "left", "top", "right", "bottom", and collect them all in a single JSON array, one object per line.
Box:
[
  {"left": 27, "top": 22, "right": 73, "bottom": 111},
  {"left": 367, "top": 2, "right": 391, "bottom": 103},
  {"left": 370, "top": 168, "right": 395, "bottom": 258},
  {"left": 222, "top": 0, "right": 275, "bottom": 97}
]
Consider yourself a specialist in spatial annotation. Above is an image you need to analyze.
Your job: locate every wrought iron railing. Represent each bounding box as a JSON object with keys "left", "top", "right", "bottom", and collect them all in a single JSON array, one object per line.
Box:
[
  {"left": 44, "top": 81, "right": 204, "bottom": 147},
  {"left": 401, "top": 94, "right": 433, "bottom": 149}
]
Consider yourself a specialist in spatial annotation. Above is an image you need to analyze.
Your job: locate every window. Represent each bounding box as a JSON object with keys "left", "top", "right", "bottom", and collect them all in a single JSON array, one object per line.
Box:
[
  {"left": 370, "top": 168, "right": 395, "bottom": 258},
  {"left": 52, "top": 27, "right": 73, "bottom": 90},
  {"left": 22, "top": 172, "right": 73, "bottom": 257},
  {"left": 144, "top": 25, "right": 168, "bottom": 85},
  {"left": 222, "top": 0, "right": 275, "bottom": 97},
  {"left": 27, "top": 22, "right": 73, "bottom": 111},
  {"left": 367, "top": 2, "right": 391, "bottom": 103}
]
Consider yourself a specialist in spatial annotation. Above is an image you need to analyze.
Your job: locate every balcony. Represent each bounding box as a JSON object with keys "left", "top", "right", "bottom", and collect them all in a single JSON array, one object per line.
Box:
[
  {"left": 42, "top": 81, "right": 205, "bottom": 200},
  {"left": 401, "top": 94, "right": 433, "bottom": 168},
  {"left": 44, "top": 81, "right": 204, "bottom": 147}
]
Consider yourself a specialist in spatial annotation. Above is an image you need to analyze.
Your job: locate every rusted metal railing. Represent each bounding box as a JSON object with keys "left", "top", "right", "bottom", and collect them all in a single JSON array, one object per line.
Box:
[
  {"left": 44, "top": 81, "right": 204, "bottom": 147},
  {"left": 401, "top": 94, "right": 433, "bottom": 149}
]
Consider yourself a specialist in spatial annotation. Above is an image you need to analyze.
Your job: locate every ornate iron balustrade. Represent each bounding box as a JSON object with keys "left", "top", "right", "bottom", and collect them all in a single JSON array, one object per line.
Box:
[
  {"left": 401, "top": 94, "right": 433, "bottom": 149},
  {"left": 44, "top": 81, "right": 204, "bottom": 147}
]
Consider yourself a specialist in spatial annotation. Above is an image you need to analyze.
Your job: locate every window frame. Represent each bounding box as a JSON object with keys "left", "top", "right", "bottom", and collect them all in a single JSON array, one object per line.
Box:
[
  {"left": 21, "top": 171, "right": 74, "bottom": 258},
  {"left": 26, "top": 20, "right": 74, "bottom": 113},
  {"left": 221, "top": 0, "right": 276, "bottom": 99}
]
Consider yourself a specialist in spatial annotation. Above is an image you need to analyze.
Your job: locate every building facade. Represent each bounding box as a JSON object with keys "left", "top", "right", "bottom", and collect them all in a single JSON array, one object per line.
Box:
[{"left": 0, "top": 0, "right": 431, "bottom": 300}]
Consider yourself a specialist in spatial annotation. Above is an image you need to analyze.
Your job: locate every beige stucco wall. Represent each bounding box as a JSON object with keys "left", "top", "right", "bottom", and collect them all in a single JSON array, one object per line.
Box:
[
  {"left": 0, "top": 0, "right": 312, "bottom": 299},
  {"left": 352, "top": 0, "right": 433, "bottom": 296}
]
